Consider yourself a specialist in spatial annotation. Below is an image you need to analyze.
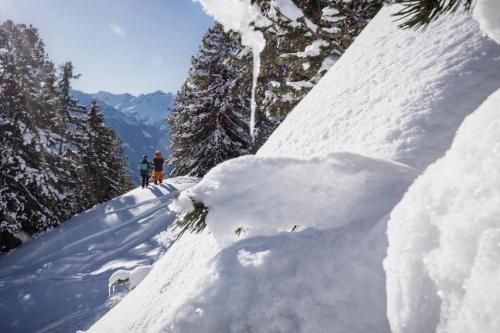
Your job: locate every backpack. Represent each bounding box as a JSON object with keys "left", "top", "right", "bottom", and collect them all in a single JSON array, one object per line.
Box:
[{"left": 140, "top": 162, "right": 149, "bottom": 172}]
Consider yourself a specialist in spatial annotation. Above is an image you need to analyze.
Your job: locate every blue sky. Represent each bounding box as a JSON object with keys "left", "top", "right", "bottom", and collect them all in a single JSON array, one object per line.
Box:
[{"left": 0, "top": 0, "right": 213, "bottom": 95}]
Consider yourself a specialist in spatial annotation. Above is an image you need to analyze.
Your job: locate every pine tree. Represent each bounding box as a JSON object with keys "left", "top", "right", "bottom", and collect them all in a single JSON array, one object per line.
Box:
[
  {"left": 0, "top": 21, "right": 132, "bottom": 251},
  {"left": 0, "top": 21, "right": 66, "bottom": 250},
  {"left": 53, "top": 62, "right": 89, "bottom": 214},
  {"left": 253, "top": 0, "right": 383, "bottom": 129},
  {"left": 394, "top": 0, "right": 475, "bottom": 29},
  {"left": 168, "top": 24, "right": 252, "bottom": 177},
  {"left": 168, "top": 1, "right": 384, "bottom": 177},
  {"left": 79, "top": 101, "right": 132, "bottom": 204}
]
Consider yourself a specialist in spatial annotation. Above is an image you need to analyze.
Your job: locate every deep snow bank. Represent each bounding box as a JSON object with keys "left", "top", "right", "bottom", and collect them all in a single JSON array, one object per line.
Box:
[
  {"left": 161, "top": 219, "right": 392, "bottom": 333},
  {"left": 172, "top": 153, "right": 416, "bottom": 244},
  {"left": 259, "top": 5, "right": 500, "bottom": 171},
  {"left": 385, "top": 89, "right": 500, "bottom": 333},
  {"left": 91, "top": 152, "right": 414, "bottom": 333}
]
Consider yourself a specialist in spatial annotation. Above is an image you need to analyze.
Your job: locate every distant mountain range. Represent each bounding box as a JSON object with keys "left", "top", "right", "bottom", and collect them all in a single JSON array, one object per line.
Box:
[
  {"left": 91, "top": 90, "right": 175, "bottom": 126},
  {"left": 71, "top": 90, "right": 175, "bottom": 185}
]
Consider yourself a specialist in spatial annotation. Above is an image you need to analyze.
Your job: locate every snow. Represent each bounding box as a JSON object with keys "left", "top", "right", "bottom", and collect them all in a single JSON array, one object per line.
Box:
[
  {"left": 474, "top": 0, "right": 500, "bottom": 44},
  {"left": 171, "top": 153, "right": 416, "bottom": 245},
  {"left": 273, "top": 0, "right": 304, "bottom": 27},
  {"left": 317, "top": 56, "right": 336, "bottom": 74},
  {"left": 90, "top": 90, "right": 174, "bottom": 126},
  {"left": 108, "top": 265, "right": 153, "bottom": 295},
  {"left": 325, "top": 15, "right": 347, "bottom": 23},
  {"left": 304, "top": 18, "right": 317, "bottom": 32},
  {"left": 322, "top": 7, "right": 339, "bottom": 16},
  {"left": 385, "top": 89, "right": 500, "bottom": 333},
  {"left": 8, "top": 3, "right": 495, "bottom": 333},
  {"left": 259, "top": 6, "right": 500, "bottom": 172},
  {"left": 285, "top": 80, "right": 313, "bottom": 90},
  {"left": 194, "top": 0, "right": 271, "bottom": 138},
  {"left": 324, "top": 26, "right": 341, "bottom": 34},
  {"left": 152, "top": 224, "right": 392, "bottom": 333},
  {"left": 294, "top": 39, "right": 329, "bottom": 58},
  {"left": 88, "top": 5, "right": 500, "bottom": 333},
  {"left": 0, "top": 178, "right": 198, "bottom": 333},
  {"left": 89, "top": 231, "right": 220, "bottom": 333},
  {"left": 91, "top": 162, "right": 406, "bottom": 332}
]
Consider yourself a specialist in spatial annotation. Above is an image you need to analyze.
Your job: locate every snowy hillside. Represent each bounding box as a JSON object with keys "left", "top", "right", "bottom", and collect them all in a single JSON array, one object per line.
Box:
[
  {"left": 87, "top": 4, "right": 500, "bottom": 333},
  {"left": 72, "top": 90, "right": 171, "bottom": 184},
  {"left": 92, "top": 90, "right": 175, "bottom": 126},
  {"left": 0, "top": 178, "right": 198, "bottom": 333},
  {"left": 385, "top": 90, "right": 500, "bottom": 333},
  {"left": 258, "top": 6, "right": 500, "bottom": 171}
]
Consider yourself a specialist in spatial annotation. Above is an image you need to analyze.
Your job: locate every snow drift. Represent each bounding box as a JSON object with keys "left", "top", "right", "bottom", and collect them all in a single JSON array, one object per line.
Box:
[
  {"left": 89, "top": 4, "right": 500, "bottom": 333},
  {"left": 385, "top": 89, "right": 500, "bottom": 333},
  {"left": 90, "top": 152, "right": 414, "bottom": 333},
  {"left": 172, "top": 153, "right": 416, "bottom": 245}
]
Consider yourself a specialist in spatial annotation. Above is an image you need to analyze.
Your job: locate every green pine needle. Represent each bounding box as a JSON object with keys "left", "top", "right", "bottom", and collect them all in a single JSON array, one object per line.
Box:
[{"left": 393, "top": 0, "right": 476, "bottom": 29}]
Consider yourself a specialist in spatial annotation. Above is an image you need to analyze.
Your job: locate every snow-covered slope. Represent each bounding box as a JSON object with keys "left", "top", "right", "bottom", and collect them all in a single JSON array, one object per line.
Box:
[
  {"left": 259, "top": 6, "right": 500, "bottom": 171},
  {"left": 87, "top": 5, "right": 500, "bottom": 333},
  {"left": 0, "top": 178, "right": 197, "bottom": 333},
  {"left": 385, "top": 89, "right": 500, "bottom": 333},
  {"left": 89, "top": 152, "right": 414, "bottom": 333},
  {"left": 92, "top": 90, "right": 175, "bottom": 126}
]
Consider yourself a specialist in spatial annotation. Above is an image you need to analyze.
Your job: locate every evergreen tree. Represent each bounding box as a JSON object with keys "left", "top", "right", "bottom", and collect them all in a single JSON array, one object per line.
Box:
[
  {"left": 0, "top": 21, "right": 66, "bottom": 250},
  {"left": 80, "top": 101, "right": 132, "bottom": 204},
  {"left": 0, "top": 21, "right": 132, "bottom": 251},
  {"left": 168, "top": 24, "right": 251, "bottom": 177},
  {"left": 253, "top": 0, "right": 383, "bottom": 130},
  {"left": 394, "top": 0, "right": 475, "bottom": 29},
  {"left": 168, "top": 0, "right": 384, "bottom": 178}
]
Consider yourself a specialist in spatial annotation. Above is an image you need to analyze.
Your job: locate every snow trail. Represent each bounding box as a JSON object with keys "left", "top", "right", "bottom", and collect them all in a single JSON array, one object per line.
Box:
[{"left": 0, "top": 178, "right": 197, "bottom": 333}]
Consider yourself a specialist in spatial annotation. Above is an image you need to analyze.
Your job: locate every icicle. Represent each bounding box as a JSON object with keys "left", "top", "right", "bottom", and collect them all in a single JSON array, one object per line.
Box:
[
  {"left": 194, "top": 0, "right": 270, "bottom": 140},
  {"left": 250, "top": 50, "right": 261, "bottom": 140}
]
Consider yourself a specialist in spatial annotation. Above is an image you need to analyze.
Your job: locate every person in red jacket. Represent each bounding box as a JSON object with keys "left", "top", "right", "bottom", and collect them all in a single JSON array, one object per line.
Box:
[{"left": 152, "top": 151, "right": 165, "bottom": 185}]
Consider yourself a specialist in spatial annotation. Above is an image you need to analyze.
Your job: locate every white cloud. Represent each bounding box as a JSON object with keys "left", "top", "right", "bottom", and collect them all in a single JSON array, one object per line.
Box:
[
  {"left": 109, "top": 23, "right": 126, "bottom": 37},
  {"left": 152, "top": 54, "right": 164, "bottom": 67}
]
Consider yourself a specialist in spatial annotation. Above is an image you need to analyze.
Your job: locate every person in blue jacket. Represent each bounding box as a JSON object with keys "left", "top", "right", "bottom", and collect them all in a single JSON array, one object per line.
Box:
[{"left": 139, "top": 155, "right": 150, "bottom": 188}]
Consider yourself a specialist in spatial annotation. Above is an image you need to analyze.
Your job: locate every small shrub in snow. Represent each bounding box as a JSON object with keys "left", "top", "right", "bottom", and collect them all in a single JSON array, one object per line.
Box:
[
  {"left": 108, "top": 265, "right": 153, "bottom": 296},
  {"left": 174, "top": 200, "right": 209, "bottom": 236},
  {"left": 394, "top": 0, "right": 475, "bottom": 29}
]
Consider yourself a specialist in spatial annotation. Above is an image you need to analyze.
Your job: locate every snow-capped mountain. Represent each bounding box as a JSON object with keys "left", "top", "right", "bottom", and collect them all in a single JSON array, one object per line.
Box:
[
  {"left": 91, "top": 91, "right": 135, "bottom": 109},
  {"left": 71, "top": 90, "right": 171, "bottom": 184},
  {"left": 91, "top": 90, "right": 175, "bottom": 126}
]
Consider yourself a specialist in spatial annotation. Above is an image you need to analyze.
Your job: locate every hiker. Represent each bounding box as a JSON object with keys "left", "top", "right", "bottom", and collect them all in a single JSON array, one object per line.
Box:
[
  {"left": 152, "top": 151, "right": 165, "bottom": 185},
  {"left": 139, "top": 155, "right": 150, "bottom": 188}
]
